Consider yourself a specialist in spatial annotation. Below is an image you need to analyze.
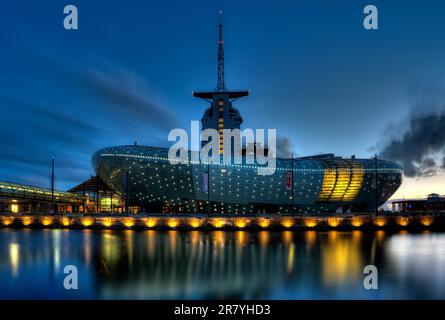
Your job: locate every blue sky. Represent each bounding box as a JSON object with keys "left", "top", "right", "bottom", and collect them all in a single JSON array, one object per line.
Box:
[{"left": 0, "top": 0, "right": 445, "bottom": 196}]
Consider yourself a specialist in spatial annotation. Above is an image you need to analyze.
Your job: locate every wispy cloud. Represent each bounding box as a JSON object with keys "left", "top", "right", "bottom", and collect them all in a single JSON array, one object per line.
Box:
[{"left": 0, "top": 45, "right": 179, "bottom": 189}]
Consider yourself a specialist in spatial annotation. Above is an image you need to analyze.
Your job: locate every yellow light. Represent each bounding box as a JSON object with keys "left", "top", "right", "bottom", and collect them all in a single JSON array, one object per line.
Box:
[
  {"left": 61, "top": 217, "right": 71, "bottom": 227},
  {"left": 81, "top": 217, "right": 94, "bottom": 227},
  {"left": 329, "top": 169, "right": 351, "bottom": 202},
  {"left": 396, "top": 217, "right": 410, "bottom": 227},
  {"left": 41, "top": 216, "right": 53, "bottom": 226},
  {"left": 281, "top": 218, "right": 294, "bottom": 228},
  {"left": 21, "top": 216, "right": 33, "bottom": 226},
  {"left": 213, "top": 230, "right": 226, "bottom": 246},
  {"left": 189, "top": 218, "right": 203, "bottom": 228},
  {"left": 143, "top": 218, "right": 158, "bottom": 228},
  {"left": 351, "top": 217, "right": 365, "bottom": 227},
  {"left": 167, "top": 218, "right": 179, "bottom": 228},
  {"left": 235, "top": 231, "right": 248, "bottom": 247},
  {"left": 317, "top": 168, "right": 336, "bottom": 201},
  {"left": 11, "top": 204, "right": 19, "bottom": 214},
  {"left": 1, "top": 216, "right": 14, "bottom": 226},
  {"left": 258, "top": 231, "right": 270, "bottom": 247},
  {"left": 327, "top": 217, "right": 344, "bottom": 228},
  {"left": 304, "top": 218, "right": 318, "bottom": 228},
  {"left": 317, "top": 164, "right": 364, "bottom": 202},
  {"left": 342, "top": 165, "right": 364, "bottom": 202},
  {"left": 282, "top": 230, "right": 293, "bottom": 245},
  {"left": 211, "top": 218, "right": 226, "bottom": 229},
  {"left": 234, "top": 218, "right": 249, "bottom": 229},
  {"left": 9, "top": 243, "right": 19, "bottom": 276},
  {"left": 123, "top": 218, "right": 135, "bottom": 228},
  {"left": 420, "top": 216, "right": 433, "bottom": 227},
  {"left": 305, "top": 230, "right": 317, "bottom": 246},
  {"left": 257, "top": 218, "right": 271, "bottom": 228},
  {"left": 102, "top": 218, "right": 114, "bottom": 227},
  {"left": 373, "top": 217, "right": 387, "bottom": 227}
]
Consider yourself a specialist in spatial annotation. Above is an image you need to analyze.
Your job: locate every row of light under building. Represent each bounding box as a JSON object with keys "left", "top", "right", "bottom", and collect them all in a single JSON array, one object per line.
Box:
[{"left": 0, "top": 215, "right": 435, "bottom": 229}]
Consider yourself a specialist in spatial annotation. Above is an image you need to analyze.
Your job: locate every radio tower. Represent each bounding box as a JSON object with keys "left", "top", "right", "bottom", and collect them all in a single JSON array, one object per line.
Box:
[
  {"left": 193, "top": 11, "right": 248, "bottom": 151},
  {"left": 217, "top": 11, "right": 226, "bottom": 92}
]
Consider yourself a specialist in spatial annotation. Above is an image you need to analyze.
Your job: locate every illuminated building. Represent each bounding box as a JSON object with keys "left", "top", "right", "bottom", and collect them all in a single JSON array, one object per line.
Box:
[
  {"left": 68, "top": 176, "right": 125, "bottom": 213},
  {"left": 92, "top": 17, "right": 402, "bottom": 215},
  {"left": 0, "top": 180, "right": 83, "bottom": 213},
  {"left": 389, "top": 193, "right": 445, "bottom": 213}
]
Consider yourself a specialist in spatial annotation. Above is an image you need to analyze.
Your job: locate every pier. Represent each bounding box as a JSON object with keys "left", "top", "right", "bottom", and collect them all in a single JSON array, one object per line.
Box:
[{"left": 0, "top": 212, "right": 443, "bottom": 231}]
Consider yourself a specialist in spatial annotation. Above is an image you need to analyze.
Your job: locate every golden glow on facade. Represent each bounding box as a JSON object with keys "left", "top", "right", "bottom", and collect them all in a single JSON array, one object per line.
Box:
[
  {"left": 317, "top": 168, "right": 336, "bottom": 201},
  {"left": 327, "top": 217, "right": 344, "bottom": 227},
  {"left": 317, "top": 163, "right": 364, "bottom": 202},
  {"left": 329, "top": 169, "right": 351, "bottom": 201}
]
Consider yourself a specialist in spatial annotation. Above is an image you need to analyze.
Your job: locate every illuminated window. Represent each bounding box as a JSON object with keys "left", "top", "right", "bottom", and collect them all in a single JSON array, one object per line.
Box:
[{"left": 11, "top": 204, "right": 18, "bottom": 213}]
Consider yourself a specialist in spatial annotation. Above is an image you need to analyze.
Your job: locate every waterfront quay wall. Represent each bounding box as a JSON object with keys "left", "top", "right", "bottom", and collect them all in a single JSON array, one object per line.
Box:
[{"left": 0, "top": 212, "right": 443, "bottom": 231}]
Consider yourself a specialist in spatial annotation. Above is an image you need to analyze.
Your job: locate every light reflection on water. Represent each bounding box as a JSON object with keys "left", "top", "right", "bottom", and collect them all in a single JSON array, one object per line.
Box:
[{"left": 0, "top": 229, "right": 444, "bottom": 299}]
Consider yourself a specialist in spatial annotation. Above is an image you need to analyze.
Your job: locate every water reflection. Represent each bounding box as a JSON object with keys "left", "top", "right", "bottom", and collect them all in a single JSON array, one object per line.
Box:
[{"left": 0, "top": 229, "right": 444, "bottom": 299}]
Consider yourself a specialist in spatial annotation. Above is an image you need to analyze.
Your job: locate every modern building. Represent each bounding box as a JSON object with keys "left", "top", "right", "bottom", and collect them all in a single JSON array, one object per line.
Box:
[
  {"left": 92, "top": 16, "right": 403, "bottom": 215},
  {"left": 68, "top": 176, "right": 126, "bottom": 213},
  {"left": 0, "top": 180, "right": 83, "bottom": 213},
  {"left": 389, "top": 193, "right": 445, "bottom": 213}
]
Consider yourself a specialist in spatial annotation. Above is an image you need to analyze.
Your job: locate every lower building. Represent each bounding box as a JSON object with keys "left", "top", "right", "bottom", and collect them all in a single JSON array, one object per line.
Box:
[
  {"left": 92, "top": 146, "right": 402, "bottom": 215},
  {"left": 390, "top": 193, "right": 445, "bottom": 213}
]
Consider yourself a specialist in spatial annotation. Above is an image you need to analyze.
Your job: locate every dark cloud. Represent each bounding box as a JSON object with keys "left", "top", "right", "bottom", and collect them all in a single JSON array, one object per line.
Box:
[
  {"left": 276, "top": 137, "right": 294, "bottom": 158},
  {"left": 379, "top": 112, "right": 445, "bottom": 177}
]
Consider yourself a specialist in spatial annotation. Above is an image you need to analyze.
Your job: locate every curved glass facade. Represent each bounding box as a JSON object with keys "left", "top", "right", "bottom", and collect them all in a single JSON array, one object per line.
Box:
[{"left": 92, "top": 145, "right": 402, "bottom": 214}]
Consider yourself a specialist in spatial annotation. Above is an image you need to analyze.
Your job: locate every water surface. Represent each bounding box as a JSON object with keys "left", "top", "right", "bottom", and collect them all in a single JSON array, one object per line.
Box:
[{"left": 0, "top": 228, "right": 444, "bottom": 299}]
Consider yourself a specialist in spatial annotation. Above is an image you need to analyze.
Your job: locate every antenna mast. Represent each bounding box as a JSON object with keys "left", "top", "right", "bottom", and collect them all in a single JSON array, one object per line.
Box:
[{"left": 217, "top": 11, "right": 226, "bottom": 92}]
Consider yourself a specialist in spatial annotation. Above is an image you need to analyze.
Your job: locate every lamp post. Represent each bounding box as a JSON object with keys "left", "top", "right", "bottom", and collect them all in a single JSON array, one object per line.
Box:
[
  {"left": 51, "top": 157, "right": 55, "bottom": 214},
  {"left": 374, "top": 154, "right": 378, "bottom": 216}
]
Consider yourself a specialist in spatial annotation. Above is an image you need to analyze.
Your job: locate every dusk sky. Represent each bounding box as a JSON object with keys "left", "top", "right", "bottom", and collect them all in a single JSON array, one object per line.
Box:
[{"left": 1, "top": 0, "right": 445, "bottom": 198}]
